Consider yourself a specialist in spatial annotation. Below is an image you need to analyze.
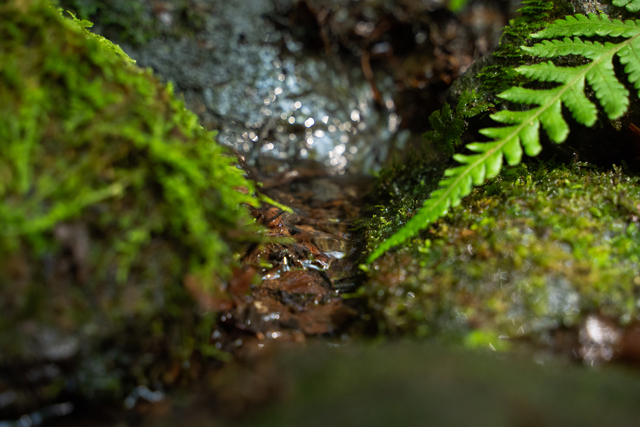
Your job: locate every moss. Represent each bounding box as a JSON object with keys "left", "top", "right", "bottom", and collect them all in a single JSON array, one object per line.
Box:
[
  {"left": 54, "top": 0, "right": 208, "bottom": 46},
  {"left": 424, "top": 91, "right": 492, "bottom": 157},
  {"left": 0, "top": 0, "right": 262, "bottom": 411},
  {"left": 362, "top": 163, "right": 640, "bottom": 345},
  {"left": 360, "top": 0, "right": 640, "bottom": 349},
  {"left": 477, "top": 0, "right": 557, "bottom": 97},
  {"left": 54, "top": 0, "right": 157, "bottom": 45},
  {"left": 242, "top": 343, "right": 640, "bottom": 427}
]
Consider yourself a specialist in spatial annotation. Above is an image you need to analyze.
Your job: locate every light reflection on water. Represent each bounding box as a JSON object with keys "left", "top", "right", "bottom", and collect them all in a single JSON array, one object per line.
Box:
[
  {"left": 115, "top": 0, "right": 428, "bottom": 175},
  {"left": 217, "top": 51, "right": 404, "bottom": 175},
  {"left": 201, "top": 9, "right": 405, "bottom": 174}
]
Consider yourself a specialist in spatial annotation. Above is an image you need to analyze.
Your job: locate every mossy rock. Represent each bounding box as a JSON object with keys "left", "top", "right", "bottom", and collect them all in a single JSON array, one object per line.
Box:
[
  {"left": 363, "top": 0, "right": 640, "bottom": 345},
  {"left": 445, "top": 0, "right": 640, "bottom": 169},
  {"left": 0, "top": 0, "right": 260, "bottom": 415},
  {"left": 363, "top": 163, "right": 640, "bottom": 345}
]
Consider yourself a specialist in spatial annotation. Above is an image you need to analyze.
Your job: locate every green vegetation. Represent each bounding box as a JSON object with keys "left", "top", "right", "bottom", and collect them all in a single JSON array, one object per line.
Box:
[
  {"left": 368, "top": 10, "right": 640, "bottom": 263},
  {"left": 244, "top": 343, "right": 640, "bottom": 427},
  {"left": 425, "top": 91, "right": 491, "bottom": 157},
  {"left": 615, "top": 0, "right": 640, "bottom": 12},
  {"left": 55, "top": 0, "right": 157, "bottom": 45},
  {"left": 0, "top": 0, "right": 262, "bottom": 406},
  {"left": 479, "top": 0, "right": 555, "bottom": 96},
  {"left": 363, "top": 163, "right": 640, "bottom": 343}
]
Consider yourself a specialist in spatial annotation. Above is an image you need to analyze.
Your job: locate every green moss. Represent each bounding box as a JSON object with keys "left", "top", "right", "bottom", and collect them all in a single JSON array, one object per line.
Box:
[
  {"left": 424, "top": 91, "right": 492, "bottom": 157},
  {"left": 478, "top": 0, "right": 557, "bottom": 97},
  {"left": 362, "top": 163, "right": 640, "bottom": 344},
  {"left": 0, "top": 0, "right": 262, "bottom": 408},
  {"left": 242, "top": 342, "right": 640, "bottom": 427},
  {"left": 55, "top": 0, "right": 209, "bottom": 46},
  {"left": 55, "top": 0, "right": 157, "bottom": 45}
]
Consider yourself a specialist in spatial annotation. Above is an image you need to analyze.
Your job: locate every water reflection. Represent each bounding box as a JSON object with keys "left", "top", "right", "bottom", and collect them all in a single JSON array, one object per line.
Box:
[
  {"left": 216, "top": 51, "right": 402, "bottom": 175},
  {"left": 579, "top": 314, "right": 621, "bottom": 365},
  {"left": 116, "top": 0, "right": 410, "bottom": 175}
]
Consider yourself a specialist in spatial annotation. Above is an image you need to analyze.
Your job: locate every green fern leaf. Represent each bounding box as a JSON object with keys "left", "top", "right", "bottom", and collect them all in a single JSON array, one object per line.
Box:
[
  {"left": 618, "top": 38, "right": 640, "bottom": 95},
  {"left": 614, "top": 0, "right": 640, "bottom": 13},
  {"left": 533, "top": 14, "right": 640, "bottom": 37},
  {"left": 523, "top": 38, "right": 615, "bottom": 59},
  {"left": 367, "top": 12, "right": 640, "bottom": 263}
]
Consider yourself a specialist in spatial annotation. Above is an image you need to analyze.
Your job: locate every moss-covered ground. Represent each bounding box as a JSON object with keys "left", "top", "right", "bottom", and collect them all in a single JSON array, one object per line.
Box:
[
  {"left": 361, "top": 161, "right": 640, "bottom": 348},
  {"left": 0, "top": 0, "right": 263, "bottom": 414}
]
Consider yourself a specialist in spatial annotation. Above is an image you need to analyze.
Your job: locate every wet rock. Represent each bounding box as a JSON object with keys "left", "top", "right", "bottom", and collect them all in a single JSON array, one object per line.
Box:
[
  {"left": 56, "top": 0, "right": 402, "bottom": 173},
  {"left": 362, "top": 163, "right": 640, "bottom": 359},
  {"left": 57, "top": 0, "right": 511, "bottom": 173},
  {"left": 215, "top": 171, "right": 369, "bottom": 349}
]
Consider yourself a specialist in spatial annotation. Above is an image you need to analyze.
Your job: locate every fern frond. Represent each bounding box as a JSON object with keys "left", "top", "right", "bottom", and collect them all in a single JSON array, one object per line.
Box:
[
  {"left": 533, "top": 13, "right": 640, "bottom": 37},
  {"left": 618, "top": 38, "right": 640, "bottom": 95},
  {"left": 367, "top": 12, "right": 640, "bottom": 263},
  {"left": 523, "top": 38, "right": 617, "bottom": 58},
  {"left": 614, "top": 0, "right": 640, "bottom": 13}
]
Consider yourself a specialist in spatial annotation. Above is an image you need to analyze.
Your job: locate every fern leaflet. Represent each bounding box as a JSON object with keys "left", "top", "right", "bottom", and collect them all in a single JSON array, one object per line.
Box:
[
  {"left": 614, "top": 0, "right": 640, "bottom": 13},
  {"left": 367, "top": 13, "right": 640, "bottom": 263}
]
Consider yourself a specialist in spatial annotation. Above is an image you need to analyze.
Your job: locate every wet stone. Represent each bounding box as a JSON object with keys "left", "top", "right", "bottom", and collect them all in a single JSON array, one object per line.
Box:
[
  {"left": 203, "top": 161, "right": 371, "bottom": 359},
  {"left": 59, "top": 0, "right": 508, "bottom": 174},
  {"left": 362, "top": 163, "right": 640, "bottom": 363}
]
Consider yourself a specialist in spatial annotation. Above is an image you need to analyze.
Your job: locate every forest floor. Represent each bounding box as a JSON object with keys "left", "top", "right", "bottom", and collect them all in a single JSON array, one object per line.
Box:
[{"left": 18, "top": 0, "right": 640, "bottom": 425}]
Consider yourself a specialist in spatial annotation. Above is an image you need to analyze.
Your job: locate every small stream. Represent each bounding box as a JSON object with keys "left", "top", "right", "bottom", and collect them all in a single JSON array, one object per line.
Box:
[
  {"left": 113, "top": 0, "right": 410, "bottom": 175},
  {"left": 90, "top": 0, "right": 507, "bottom": 358},
  {"left": 84, "top": 0, "right": 507, "bottom": 175},
  {"left": 2, "top": 0, "right": 544, "bottom": 425}
]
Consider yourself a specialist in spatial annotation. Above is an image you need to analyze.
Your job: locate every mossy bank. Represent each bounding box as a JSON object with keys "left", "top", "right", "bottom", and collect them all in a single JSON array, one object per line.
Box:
[
  {"left": 0, "top": 0, "right": 261, "bottom": 415},
  {"left": 361, "top": 162, "right": 640, "bottom": 352},
  {"left": 358, "top": 0, "right": 640, "bottom": 352}
]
